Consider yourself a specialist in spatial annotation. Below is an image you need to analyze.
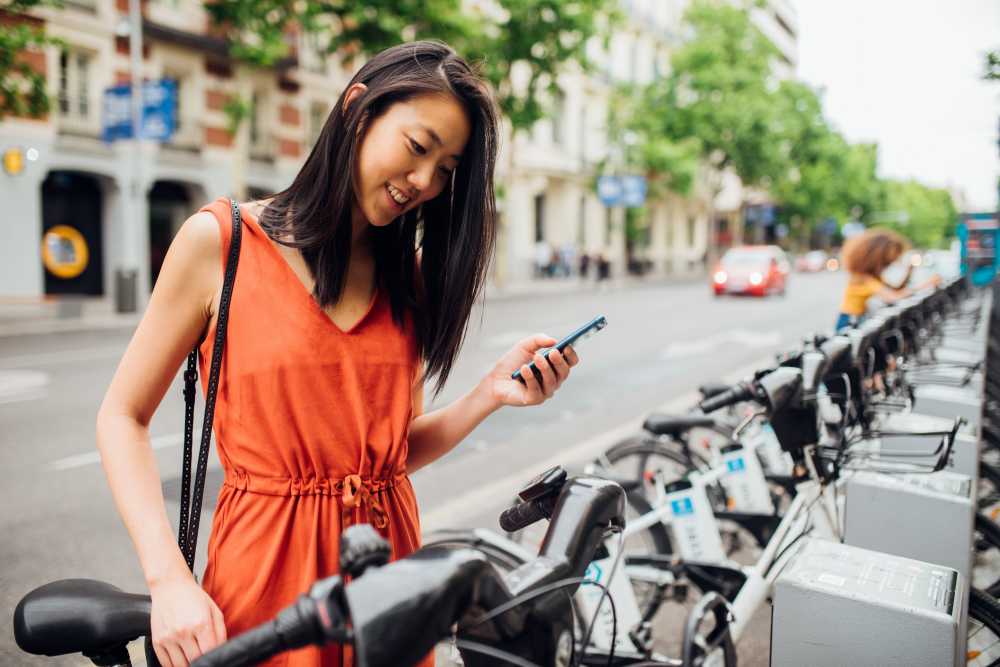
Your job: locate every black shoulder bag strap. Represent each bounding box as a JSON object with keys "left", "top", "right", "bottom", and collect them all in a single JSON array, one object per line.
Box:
[{"left": 177, "top": 198, "right": 243, "bottom": 573}]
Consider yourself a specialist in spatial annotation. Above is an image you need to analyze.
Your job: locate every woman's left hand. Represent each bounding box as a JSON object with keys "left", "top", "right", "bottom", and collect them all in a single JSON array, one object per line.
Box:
[{"left": 482, "top": 334, "right": 579, "bottom": 408}]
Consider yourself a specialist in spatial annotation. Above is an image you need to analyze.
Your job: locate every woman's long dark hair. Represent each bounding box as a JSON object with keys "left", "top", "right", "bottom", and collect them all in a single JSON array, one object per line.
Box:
[{"left": 259, "top": 41, "right": 499, "bottom": 395}]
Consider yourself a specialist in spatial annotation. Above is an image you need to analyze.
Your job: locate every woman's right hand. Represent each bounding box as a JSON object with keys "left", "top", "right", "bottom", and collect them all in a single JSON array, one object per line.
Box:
[{"left": 150, "top": 575, "right": 227, "bottom": 667}]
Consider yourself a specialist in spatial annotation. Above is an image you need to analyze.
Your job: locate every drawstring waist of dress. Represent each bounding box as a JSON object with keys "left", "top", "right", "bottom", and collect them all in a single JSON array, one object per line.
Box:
[{"left": 222, "top": 469, "right": 407, "bottom": 529}]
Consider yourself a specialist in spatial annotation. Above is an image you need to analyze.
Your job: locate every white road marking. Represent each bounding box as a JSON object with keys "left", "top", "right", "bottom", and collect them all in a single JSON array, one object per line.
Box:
[
  {"left": 661, "top": 328, "right": 783, "bottom": 360},
  {"left": 0, "top": 345, "right": 124, "bottom": 369},
  {"left": 0, "top": 370, "right": 49, "bottom": 404},
  {"left": 419, "top": 355, "right": 773, "bottom": 532},
  {"left": 48, "top": 432, "right": 184, "bottom": 471},
  {"left": 481, "top": 321, "right": 581, "bottom": 349}
]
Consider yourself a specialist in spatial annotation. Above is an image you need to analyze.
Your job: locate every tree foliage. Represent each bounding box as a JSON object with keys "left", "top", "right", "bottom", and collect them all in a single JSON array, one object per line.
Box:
[
  {"left": 610, "top": 83, "right": 700, "bottom": 197},
  {"left": 650, "top": 0, "right": 785, "bottom": 190},
  {"left": 880, "top": 180, "right": 957, "bottom": 249},
  {"left": 985, "top": 49, "right": 1000, "bottom": 81},
  {"left": 204, "top": 0, "right": 616, "bottom": 131},
  {"left": 0, "top": 0, "right": 64, "bottom": 120},
  {"left": 614, "top": 0, "right": 956, "bottom": 249}
]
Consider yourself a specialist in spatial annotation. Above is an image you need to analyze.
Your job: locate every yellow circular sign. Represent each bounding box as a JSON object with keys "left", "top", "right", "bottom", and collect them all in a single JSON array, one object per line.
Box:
[
  {"left": 41, "top": 225, "right": 89, "bottom": 279},
  {"left": 2, "top": 147, "right": 24, "bottom": 175}
]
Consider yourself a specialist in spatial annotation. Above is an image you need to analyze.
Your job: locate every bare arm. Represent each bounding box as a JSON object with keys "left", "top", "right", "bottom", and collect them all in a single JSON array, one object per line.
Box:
[
  {"left": 875, "top": 274, "right": 942, "bottom": 304},
  {"left": 96, "top": 212, "right": 226, "bottom": 666},
  {"left": 406, "top": 335, "right": 579, "bottom": 472},
  {"left": 882, "top": 263, "right": 914, "bottom": 291}
]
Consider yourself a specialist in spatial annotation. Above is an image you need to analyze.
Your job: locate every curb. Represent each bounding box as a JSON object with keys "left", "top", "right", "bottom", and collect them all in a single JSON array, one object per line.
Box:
[{"left": 0, "top": 273, "right": 708, "bottom": 338}]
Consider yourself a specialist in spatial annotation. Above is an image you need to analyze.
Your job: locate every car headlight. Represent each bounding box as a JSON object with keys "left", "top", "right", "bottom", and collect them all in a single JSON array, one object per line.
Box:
[
  {"left": 713, "top": 271, "right": 728, "bottom": 284},
  {"left": 749, "top": 272, "right": 763, "bottom": 285}
]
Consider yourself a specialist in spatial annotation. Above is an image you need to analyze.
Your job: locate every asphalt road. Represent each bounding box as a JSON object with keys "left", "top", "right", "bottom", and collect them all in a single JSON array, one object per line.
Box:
[{"left": 0, "top": 270, "right": 846, "bottom": 665}]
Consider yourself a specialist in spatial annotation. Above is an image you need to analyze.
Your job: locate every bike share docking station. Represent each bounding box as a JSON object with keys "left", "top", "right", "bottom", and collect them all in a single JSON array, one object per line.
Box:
[
  {"left": 768, "top": 348, "right": 984, "bottom": 664},
  {"left": 841, "top": 469, "right": 975, "bottom": 581},
  {"left": 771, "top": 538, "right": 966, "bottom": 667}
]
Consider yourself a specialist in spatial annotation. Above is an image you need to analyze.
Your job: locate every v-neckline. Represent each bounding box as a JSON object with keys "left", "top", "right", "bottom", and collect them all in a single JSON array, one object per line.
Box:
[{"left": 242, "top": 204, "right": 379, "bottom": 335}]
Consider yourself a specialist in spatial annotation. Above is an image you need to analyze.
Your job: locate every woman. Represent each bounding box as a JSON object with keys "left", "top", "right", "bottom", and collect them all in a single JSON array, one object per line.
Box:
[
  {"left": 835, "top": 228, "right": 940, "bottom": 331},
  {"left": 96, "top": 41, "right": 578, "bottom": 667}
]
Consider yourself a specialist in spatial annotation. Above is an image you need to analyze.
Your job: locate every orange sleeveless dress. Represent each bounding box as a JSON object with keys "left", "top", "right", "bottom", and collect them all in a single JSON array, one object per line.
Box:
[{"left": 196, "top": 198, "right": 426, "bottom": 666}]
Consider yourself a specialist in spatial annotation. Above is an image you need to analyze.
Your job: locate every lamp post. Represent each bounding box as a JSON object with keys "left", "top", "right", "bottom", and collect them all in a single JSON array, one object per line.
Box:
[{"left": 111, "top": 0, "right": 144, "bottom": 313}]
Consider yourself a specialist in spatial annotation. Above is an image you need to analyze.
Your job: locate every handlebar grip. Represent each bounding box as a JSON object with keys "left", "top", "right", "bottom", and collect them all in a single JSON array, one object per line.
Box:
[
  {"left": 191, "top": 622, "right": 282, "bottom": 667},
  {"left": 698, "top": 382, "right": 755, "bottom": 413},
  {"left": 499, "top": 499, "right": 547, "bottom": 533},
  {"left": 192, "top": 595, "right": 321, "bottom": 667}
]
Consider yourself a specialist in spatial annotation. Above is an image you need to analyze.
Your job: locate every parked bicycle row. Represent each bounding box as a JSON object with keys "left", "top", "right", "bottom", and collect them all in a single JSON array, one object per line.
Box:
[{"left": 14, "top": 275, "right": 999, "bottom": 666}]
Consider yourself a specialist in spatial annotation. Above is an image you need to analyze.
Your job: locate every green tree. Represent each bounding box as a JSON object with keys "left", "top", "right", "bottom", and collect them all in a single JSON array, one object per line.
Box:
[
  {"left": 621, "top": 0, "right": 790, "bottom": 260},
  {"left": 655, "top": 1, "right": 787, "bottom": 189},
  {"left": 768, "top": 81, "right": 884, "bottom": 245},
  {"left": 880, "top": 180, "right": 957, "bottom": 249},
  {"left": 610, "top": 83, "right": 700, "bottom": 198},
  {"left": 0, "top": 0, "right": 63, "bottom": 120},
  {"left": 985, "top": 49, "right": 1000, "bottom": 81},
  {"left": 204, "top": 0, "right": 616, "bottom": 132}
]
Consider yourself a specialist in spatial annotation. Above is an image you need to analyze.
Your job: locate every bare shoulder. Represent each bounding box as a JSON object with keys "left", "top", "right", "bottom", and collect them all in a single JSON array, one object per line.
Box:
[
  {"left": 151, "top": 210, "right": 224, "bottom": 318},
  {"left": 172, "top": 210, "right": 223, "bottom": 265}
]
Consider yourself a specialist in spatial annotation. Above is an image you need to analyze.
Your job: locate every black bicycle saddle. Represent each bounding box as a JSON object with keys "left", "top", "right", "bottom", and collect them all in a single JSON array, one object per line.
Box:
[
  {"left": 14, "top": 578, "right": 151, "bottom": 657},
  {"left": 643, "top": 413, "right": 716, "bottom": 437}
]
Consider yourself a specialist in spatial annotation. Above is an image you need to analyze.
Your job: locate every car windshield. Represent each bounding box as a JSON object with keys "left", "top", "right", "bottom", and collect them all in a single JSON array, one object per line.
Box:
[{"left": 722, "top": 251, "right": 770, "bottom": 267}]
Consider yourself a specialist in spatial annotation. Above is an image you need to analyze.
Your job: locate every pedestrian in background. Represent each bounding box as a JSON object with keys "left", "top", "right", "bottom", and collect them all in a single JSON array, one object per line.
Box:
[
  {"left": 835, "top": 228, "right": 941, "bottom": 331},
  {"left": 534, "top": 238, "right": 552, "bottom": 277},
  {"left": 95, "top": 41, "right": 579, "bottom": 667},
  {"left": 596, "top": 250, "right": 611, "bottom": 288}
]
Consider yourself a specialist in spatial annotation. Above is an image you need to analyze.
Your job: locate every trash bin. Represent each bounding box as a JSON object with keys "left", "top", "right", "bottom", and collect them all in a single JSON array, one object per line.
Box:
[{"left": 115, "top": 268, "right": 138, "bottom": 314}]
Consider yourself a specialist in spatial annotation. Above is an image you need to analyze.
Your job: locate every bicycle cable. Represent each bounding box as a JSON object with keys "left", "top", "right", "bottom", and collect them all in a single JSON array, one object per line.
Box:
[
  {"left": 453, "top": 639, "right": 542, "bottom": 667},
  {"left": 574, "top": 530, "right": 624, "bottom": 667},
  {"left": 455, "top": 575, "right": 617, "bottom": 667}
]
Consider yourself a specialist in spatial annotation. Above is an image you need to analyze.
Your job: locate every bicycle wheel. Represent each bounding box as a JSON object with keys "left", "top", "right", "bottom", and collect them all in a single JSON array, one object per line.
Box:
[
  {"left": 422, "top": 530, "right": 534, "bottom": 667},
  {"left": 973, "top": 513, "right": 1000, "bottom": 594},
  {"left": 505, "top": 488, "right": 676, "bottom": 620},
  {"left": 599, "top": 438, "right": 706, "bottom": 501},
  {"left": 968, "top": 588, "right": 1000, "bottom": 666},
  {"left": 602, "top": 440, "right": 783, "bottom": 568}
]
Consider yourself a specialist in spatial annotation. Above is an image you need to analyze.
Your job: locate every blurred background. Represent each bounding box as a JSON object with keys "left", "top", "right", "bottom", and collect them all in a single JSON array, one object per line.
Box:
[{"left": 0, "top": 0, "right": 998, "bottom": 663}]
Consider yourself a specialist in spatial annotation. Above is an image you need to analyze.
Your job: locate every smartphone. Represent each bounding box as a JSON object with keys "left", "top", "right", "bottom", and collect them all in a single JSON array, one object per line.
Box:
[{"left": 511, "top": 315, "right": 608, "bottom": 384}]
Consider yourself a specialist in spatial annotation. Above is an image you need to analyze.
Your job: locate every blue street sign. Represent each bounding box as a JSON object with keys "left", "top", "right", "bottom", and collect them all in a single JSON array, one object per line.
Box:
[
  {"left": 102, "top": 79, "right": 177, "bottom": 143},
  {"left": 597, "top": 175, "right": 624, "bottom": 206},
  {"left": 597, "top": 174, "right": 647, "bottom": 207},
  {"left": 621, "top": 175, "right": 647, "bottom": 207}
]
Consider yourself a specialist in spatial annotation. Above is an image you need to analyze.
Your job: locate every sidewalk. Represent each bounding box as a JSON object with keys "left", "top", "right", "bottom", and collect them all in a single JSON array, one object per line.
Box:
[
  {"left": 0, "top": 298, "right": 142, "bottom": 339},
  {"left": 0, "top": 271, "right": 707, "bottom": 338}
]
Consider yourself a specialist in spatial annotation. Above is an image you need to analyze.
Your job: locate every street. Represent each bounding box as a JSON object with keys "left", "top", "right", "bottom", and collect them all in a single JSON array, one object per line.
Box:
[{"left": 1, "top": 271, "right": 845, "bottom": 665}]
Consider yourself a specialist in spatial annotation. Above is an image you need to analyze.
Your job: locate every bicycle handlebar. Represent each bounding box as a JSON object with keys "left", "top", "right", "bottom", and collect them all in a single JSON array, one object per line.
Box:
[
  {"left": 193, "top": 472, "right": 625, "bottom": 667},
  {"left": 698, "top": 382, "right": 756, "bottom": 413},
  {"left": 499, "top": 498, "right": 548, "bottom": 533},
  {"left": 193, "top": 578, "right": 344, "bottom": 667}
]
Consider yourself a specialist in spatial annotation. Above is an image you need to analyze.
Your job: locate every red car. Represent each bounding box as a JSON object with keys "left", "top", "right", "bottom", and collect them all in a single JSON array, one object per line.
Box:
[{"left": 712, "top": 245, "right": 789, "bottom": 296}]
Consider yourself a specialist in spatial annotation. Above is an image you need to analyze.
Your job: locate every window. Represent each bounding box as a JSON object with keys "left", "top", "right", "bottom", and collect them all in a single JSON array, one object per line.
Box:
[
  {"left": 534, "top": 194, "right": 546, "bottom": 242},
  {"left": 303, "top": 32, "right": 329, "bottom": 75},
  {"left": 578, "top": 98, "right": 587, "bottom": 160},
  {"left": 578, "top": 196, "right": 587, "bottom": 245},
  {"left": 629, "top": 36, "right": 639, "bottom": 83},
  {"left": 552, "top": 87, "right": 567, "bottom": 147},
  {"left": 308, "top": 102, "right": 327, "bottom": 149},
  {"left": 774, "top": 10, "right": 796, "bottom": 40},
  {"left": 687, "top": 216, "right": 697, "bottom": 247},
  {"left": 249, "top": 90, "right": 260, "bottom": 146},
  {"left": 249, "top": 90, "right": 271, "bottom": 159},
  {"left": 58, "top": 50, "right": 91, "bottom": 120}
]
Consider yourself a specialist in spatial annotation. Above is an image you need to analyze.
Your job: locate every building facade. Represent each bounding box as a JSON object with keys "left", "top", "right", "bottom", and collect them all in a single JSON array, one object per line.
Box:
[
  {"left": 1, "top": 0, "right": 341, "bottom": 308},
  {"left": 0, "top": 0, "right": 797, "bottom": 306}
]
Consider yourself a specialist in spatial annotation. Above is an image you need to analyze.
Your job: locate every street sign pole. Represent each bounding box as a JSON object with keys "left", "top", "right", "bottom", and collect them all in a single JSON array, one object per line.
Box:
[{"left": 116, "top": 0, "right": 143, "bottom": 313}]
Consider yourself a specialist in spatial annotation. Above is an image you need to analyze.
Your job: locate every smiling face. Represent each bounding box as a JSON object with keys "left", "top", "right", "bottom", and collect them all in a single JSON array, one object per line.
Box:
[{"left": 352, "top": 92, "right": 471, "bottom": 229}]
